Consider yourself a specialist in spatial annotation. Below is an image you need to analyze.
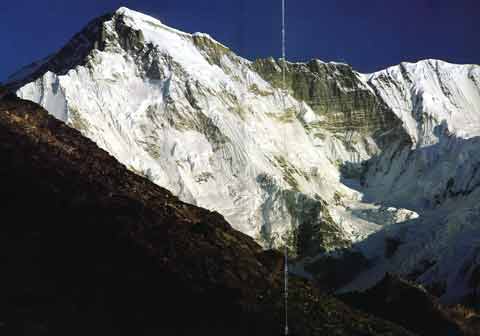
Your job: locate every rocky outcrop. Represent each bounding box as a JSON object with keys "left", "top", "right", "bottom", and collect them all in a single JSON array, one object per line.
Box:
[{"left": 252, "top": 58, "right": 404, "bottom": 142}]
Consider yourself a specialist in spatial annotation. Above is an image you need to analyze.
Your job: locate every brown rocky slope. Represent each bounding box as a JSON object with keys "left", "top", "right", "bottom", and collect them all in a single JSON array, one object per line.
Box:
[{"left": 0, "top": 93, "right": 414, "bottom": 335}]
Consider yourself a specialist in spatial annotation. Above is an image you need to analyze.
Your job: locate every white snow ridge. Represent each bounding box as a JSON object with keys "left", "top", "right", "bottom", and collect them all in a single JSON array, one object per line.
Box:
[{"left": 6, "top": 7, "right": 480, "bottom": 306}]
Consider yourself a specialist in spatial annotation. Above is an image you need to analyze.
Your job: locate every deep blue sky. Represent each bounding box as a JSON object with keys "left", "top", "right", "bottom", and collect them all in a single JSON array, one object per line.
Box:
[{"left": 1, "top": 0, "right": 478, "bottom": 81}]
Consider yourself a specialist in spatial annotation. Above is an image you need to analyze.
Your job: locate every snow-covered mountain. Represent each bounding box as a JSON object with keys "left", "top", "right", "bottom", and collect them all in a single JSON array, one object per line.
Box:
[
  {"left": 5, "top": 7, "right": 480, "bottom": 306},
  {"left": 341, "top": 61, "right": 480, "bottom": 307},
  {"left": 6, "top": 7, "right": 392, "bottom": 253}
]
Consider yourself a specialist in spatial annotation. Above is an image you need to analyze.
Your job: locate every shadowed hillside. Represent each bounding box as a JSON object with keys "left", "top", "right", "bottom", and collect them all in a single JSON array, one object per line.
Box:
[
  {"left": 341, "top": 274, "right": 480, "bottom": 336},
  {"left": 0, "top": 93, "right": 414, "bottom": 335}
]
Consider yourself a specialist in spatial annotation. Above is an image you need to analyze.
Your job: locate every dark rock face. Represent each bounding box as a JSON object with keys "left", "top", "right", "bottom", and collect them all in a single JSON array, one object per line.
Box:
[
  {"left": 5, "top": 15, "right": 112, "bottom": 89},
  {"left": 192, "top": 34, "right": 232, "bottom": 68},
  {"left": 0, "top": 96, "right": 414, "bottom": 335},
  {"left": 304, "top": 250, "right": 370, "bottom": 291},
  {"left": 340, "top": 274, "right": 480, "bottom": 336},
  {"left": 462, "top": 251, "right": 480, "bottom": 310},
  {"left": 252, "top": 58, "right": 404, "bottom": 142},
  {"left": 283, "top": 191, "right": 350, "bottom": 257},
  {"left": 0, "top": 86, "right": 7, "bottom": 99}
]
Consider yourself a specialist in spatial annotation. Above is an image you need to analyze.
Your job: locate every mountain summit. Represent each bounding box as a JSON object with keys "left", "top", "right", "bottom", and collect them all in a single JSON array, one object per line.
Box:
[{"left": 6, "top": 7, "right": 480, "bottom": 307}]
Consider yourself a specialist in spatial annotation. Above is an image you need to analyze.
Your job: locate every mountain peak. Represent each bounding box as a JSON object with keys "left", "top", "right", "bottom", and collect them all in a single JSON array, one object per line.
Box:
[
  {"left": 4, "top": 7, "right": 233, "bottom": 90},
  {"left": 368, "top": 57, "right": 480, "bottom": 146},
  {"left": 115, "top": 6, "right": 141, "bottom": 15},
  {"left": 112, "top": 6, "right": 229, "bottom": 50},
  {"left": 112, "top": 6, "right": 174, "bottom": 35}
]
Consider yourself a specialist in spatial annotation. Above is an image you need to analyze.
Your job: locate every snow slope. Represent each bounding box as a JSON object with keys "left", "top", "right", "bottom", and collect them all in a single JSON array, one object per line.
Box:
[
  {"left": 367, "top": 59, "right": 480, "bottom": 147},
  {"left": 340, "top": 60, "right": 480, "bottom": 306}
]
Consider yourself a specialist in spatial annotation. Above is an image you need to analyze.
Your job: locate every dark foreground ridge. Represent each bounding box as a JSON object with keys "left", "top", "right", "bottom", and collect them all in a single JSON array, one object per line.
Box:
[
  {"left": 0, "top": 93, "right": 414, "bottom": 335},
  {"left": 341, "top": 274, "right": 480, "bottom": 336}
]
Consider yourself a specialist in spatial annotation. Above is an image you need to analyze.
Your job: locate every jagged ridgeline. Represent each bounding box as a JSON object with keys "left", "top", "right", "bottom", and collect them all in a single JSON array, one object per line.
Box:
[
  {"left": 253, "top": 58, "right": 401, "bottom": 138},
  {"left": 5, "top": 7, "right": 480, "bottom": 307}
]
